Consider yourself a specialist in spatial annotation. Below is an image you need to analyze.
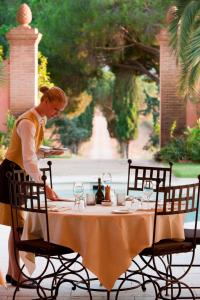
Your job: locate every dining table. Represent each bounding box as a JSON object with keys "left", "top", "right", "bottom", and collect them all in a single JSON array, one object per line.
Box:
[{"left": 21, "top": 200, "right": 185, "bottom": 291}]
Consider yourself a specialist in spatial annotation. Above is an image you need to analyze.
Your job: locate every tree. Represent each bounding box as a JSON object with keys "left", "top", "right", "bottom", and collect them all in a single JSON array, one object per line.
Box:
[
  {"left": 0, "top": 1, "right": 173, "bottom": 95},
  {"left": 168, "top": 0, "right": 200, "bottom": 98},
  {"left": 46, "top": 103, "right": 94, "bottom": 154},
  {"left": 33, "top": 1, "right": 173, "bottom": 92},
  {"left": 0, "top": 0, "right": 174, "bottom": 150},
  {"left": 112, "top": 68, "right": 139, "bottom": 157}
]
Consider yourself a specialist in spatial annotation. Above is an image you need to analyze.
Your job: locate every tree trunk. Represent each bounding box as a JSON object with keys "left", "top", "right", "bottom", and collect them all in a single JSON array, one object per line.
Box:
[{"left": 125, "top": 142, "right": 129, "bottom": 159}]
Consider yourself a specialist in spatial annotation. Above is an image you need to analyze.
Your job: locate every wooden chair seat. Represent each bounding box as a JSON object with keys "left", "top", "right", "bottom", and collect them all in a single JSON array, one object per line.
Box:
[
  {"left": 16, "top": 239, "right": 74, "bottom": 256},
  {"left": 140, "top": 239, "right": 194, "bottom": 256},
  {"left": 184, "top": 228, "right": 200, "bottom": 244}
]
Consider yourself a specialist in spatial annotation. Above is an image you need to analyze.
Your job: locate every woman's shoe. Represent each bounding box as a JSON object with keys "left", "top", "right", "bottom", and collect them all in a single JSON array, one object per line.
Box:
[
  {"left": 6, "top": 274, "right": 35, "bottom": 289},
  {"left": 6, "top": 274, "right": 12, "bottom": 283}
]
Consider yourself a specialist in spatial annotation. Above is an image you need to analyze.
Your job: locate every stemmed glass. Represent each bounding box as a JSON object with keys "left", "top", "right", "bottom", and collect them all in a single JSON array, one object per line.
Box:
[
  {"left": 143, "top": 180, "right": 154, "bottom": 209},
  {"left": 102, "top": 172, "right": 112, "bottom": 186},
  {"left": 73, "top": 182, "right": 84, "bottom": 209},
  {"left": 102, "top": 172, "right": 112, "bottom": 202}
]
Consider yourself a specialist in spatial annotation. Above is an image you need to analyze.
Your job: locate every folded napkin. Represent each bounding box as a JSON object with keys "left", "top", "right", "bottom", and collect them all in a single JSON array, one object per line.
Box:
[
  {"left": 53, "top": 198, "right": 75, "bottom": 202},
  {"left": 48, "top": 206, "right": 71, "bottom": 212}
]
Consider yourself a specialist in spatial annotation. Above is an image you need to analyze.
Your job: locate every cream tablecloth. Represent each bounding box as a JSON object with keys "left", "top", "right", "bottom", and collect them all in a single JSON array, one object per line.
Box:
[{"left": 21, "top": 203, "right": 184, "bottom": 290}]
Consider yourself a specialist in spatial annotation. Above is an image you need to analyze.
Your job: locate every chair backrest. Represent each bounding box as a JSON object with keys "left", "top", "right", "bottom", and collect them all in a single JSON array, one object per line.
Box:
[
  {"left": 127, "top": 159, "right": 173, "bottom": 194},
  {"left": 153, "top": 177, "right": 200, "bottom": 246},
  {"left": 8, "top": 171, "right": 50, "bottom": 243},
  {"left": 13, "top": 169, "right": 30, "bottom": 182},
  {"left": 12, "top": 160, "right": 53, "bottom": 187},
  {"left": 40, "top": 160, "right": 53, "bottom": 188}
]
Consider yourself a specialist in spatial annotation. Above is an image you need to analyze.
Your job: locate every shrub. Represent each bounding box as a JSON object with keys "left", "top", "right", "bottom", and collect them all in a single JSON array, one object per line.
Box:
[
  {"left": 155, "top": 119, "right": 200, "bottom": 163},
  {"left": 155, "top": 137, "right": 186, "bottom": 162},
  {"left": 184, "top": 121, "right": 200, "bottom": 162}
]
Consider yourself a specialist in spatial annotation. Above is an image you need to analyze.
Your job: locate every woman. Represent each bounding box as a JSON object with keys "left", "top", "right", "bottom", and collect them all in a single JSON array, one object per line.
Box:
[{"left": 0, "top": 86, "right": 68, "bottom": 287}]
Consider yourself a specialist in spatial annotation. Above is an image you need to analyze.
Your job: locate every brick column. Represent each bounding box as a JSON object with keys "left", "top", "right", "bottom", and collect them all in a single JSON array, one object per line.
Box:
[
  {"left": 6, "top": 3, "right": 42, "bottom": 116},
  {"left": 157, "top": 29, "right": 186, "bottom": 147}
]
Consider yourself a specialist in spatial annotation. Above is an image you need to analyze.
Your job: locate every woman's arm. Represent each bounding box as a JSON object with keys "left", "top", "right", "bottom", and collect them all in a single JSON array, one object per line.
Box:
[{"left": 17, "top": 120, "right": 59, "bottom": 200}]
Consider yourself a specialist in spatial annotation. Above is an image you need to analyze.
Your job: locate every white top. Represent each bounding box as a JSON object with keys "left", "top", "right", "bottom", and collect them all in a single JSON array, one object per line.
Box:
[{"left": 16, "top": 108, "right": 45, "bottom": 183}]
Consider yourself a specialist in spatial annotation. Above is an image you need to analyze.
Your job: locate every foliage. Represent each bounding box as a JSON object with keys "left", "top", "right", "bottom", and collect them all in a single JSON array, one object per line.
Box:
[
  {"left": 33, "top": 0, "right": 171, "bottom": 148},
  {"left": 66, "top": 91, "right": 92, "bottom": 118},
  {"left": 0, "top": 144, "right": 6, "bottom": 161},
  {"left": 38, "top": 51, "right": 54, "bottom": 89},
  {"left": 0, "top": 111, "right": 15, "bottom": 160},
  {"left": 171, "top": 162, "right": 200, "bottom": 178},
  {"left": 0, "top": 111, "right": 15, "bottom": 147},
  {"left": 0, "top": 45, "right": 4, "bottom": 83},
  {"left": 169, "top": 120, "right": 177, "bottom": 138},
  {"left": 155, "top": 137, "right": 186, "bottom": 162},
  {"left": 184, "top": 120, "right": 200, "bottom": 161},
  {"left": 0, "top": 0, "right": 175, "bottom": 152},
  {"left": 90, "top": 68, "right": 115, "bottom": 134},
  {"left": 168, "top": 0, "right": 200, "bottom": 98},
  {"left": 46, "top": 103, "right": 94, "bottom": 154},
  {"left": 140, "top": 88, "right": 160, "bottom": 148},
  {"left": 155, "top": 119, "right": 200, "bottom": 162},
  {"left": 17, "top": 0, "right": 172, "bottom": 96}
]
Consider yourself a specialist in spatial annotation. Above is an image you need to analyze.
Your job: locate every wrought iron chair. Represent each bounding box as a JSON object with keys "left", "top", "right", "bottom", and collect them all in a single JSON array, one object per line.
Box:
[
  {"left": 8, "top": 171, "right": 92, "bottom": 300},
  {"left": 173, "top": 202, "right": 200, "bottom": 296},
  {"left": 40, "top": 160, "right": 53, "bottom": 188},
  {"left": 114, "top": 160, "right": 173, "bottom": 297},
  {"left": 117, "top": 177, "right": 200, "bottom": 300},
  {"left": 127, "top": 159, "right": 173, "bottom": 194}
]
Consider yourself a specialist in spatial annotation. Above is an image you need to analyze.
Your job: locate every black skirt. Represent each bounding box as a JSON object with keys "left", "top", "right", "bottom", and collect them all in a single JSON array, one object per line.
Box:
[{"left": 0, "top": 159, "right": 22, "bottom": 204}]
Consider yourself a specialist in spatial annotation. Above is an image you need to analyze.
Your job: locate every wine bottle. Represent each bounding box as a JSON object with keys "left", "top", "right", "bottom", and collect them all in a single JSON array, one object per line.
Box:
[{"left": 95, "top": 178, "right": 104, "bottom": 204}]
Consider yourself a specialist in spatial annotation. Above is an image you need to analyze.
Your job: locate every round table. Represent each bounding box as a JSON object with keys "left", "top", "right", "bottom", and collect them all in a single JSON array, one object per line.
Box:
[{"left": 21, "top": 203, "right": 184, "bottom": 291}]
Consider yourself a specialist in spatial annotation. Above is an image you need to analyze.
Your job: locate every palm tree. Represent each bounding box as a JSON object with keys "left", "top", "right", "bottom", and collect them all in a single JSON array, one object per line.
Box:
[{"left": 168, "top": 0, "right": 200, "bottom": 98}]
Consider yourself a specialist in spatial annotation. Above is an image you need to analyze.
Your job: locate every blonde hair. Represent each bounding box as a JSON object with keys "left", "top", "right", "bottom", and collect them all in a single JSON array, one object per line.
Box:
[{"left": 40, "top": 86, "right": 68, "bottom": 105}]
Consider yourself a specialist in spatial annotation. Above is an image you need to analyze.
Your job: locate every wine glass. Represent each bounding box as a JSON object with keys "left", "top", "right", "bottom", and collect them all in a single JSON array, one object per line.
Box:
[
  {"left": 143, "top": 180, "right": 154, "bottom": 209},
  {"left": 73, "top": 182, "right": 84, "bottom": 209},
  {"left": 102, "top": 172, "right": 112, "bottom": 187}
]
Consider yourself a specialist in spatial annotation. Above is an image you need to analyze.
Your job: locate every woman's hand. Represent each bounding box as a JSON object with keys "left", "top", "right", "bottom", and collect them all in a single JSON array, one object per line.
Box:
[{"left": 45, "top": 184, "right": 59, "bottom": 201}]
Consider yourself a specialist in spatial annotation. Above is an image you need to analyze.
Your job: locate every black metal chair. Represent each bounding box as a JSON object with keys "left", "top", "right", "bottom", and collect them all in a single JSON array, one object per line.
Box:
[
  {"left": 40, "top": 160, "right": 53, "bottom": 188},
  {"left": 124, "top": 160, "right": 173, "bottom": 292},
  {"left": 173, "top": 211, "right": 200, "bottom": 296},
  {"left": 8, "top": 170, "right": 92, "bottom": 300},
  {"left": 117, "top": 177, "right": 200, "bottom": 300},
  {"left": 127, "top": 159, "right": 173, "bottom": 194}
]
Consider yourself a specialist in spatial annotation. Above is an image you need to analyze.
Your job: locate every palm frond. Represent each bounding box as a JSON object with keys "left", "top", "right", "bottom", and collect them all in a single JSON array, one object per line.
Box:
[
  {"left": 183, "top": 26, "right": 200, "bottom": 71},
  {"left": 179, "top": 1, "right": 200, "bottom": 60},
  {"left": 168, "top": 1, "right": 200, "bottom": 57},
  {"left": 168, "top": 1, "right": 200, "bottom": 96},
  {"left": 168, "top": 13, "right": 180, "bottom": 55}
]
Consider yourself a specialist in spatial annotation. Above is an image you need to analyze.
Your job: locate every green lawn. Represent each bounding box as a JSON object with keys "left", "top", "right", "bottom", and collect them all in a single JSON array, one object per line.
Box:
[{"left": 171, "top": 162, "right": 200, "bottom": 178}]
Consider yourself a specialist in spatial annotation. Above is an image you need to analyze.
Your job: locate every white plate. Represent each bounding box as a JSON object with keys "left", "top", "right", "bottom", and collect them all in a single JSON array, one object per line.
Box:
[
  {"left": 54, "top": 198, "right": 75, "bottom": 202},
  {"left": 40, "top": 147, "right": 68, "bottom": 153},
  {"left": 111, "top": 209, "right": 131, "bottom": 214}
]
